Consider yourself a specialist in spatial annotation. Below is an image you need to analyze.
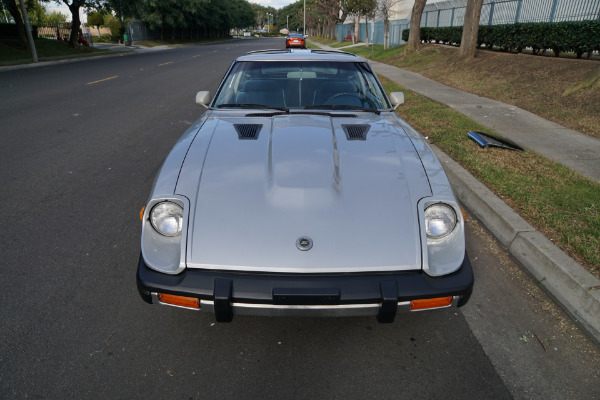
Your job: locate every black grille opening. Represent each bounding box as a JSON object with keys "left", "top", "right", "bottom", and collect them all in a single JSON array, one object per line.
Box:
[
  {"left": 234, "top": 124, "right": 262, "bottom": 140},
  {"left": 342, "top": 124, "right": 370, "bottom": 141}
]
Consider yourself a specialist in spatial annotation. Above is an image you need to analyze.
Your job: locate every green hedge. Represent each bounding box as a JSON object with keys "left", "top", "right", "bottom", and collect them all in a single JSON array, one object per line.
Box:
[
  {"left": 401, "top": 20, "right": 600, "bottom": 58},
  {"left": 0, "top": 23, "right": 39, "bottom": 39}
]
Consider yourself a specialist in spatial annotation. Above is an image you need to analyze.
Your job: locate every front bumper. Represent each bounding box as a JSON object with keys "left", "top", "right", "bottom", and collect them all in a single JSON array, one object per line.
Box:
[{"left": 136, "top": 253, "right": 473, "bottom": 323}]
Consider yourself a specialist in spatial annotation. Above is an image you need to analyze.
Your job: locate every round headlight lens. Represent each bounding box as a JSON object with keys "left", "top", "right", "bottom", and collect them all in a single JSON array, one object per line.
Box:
[
  {"left": 425, "top": 204, "right": 457, "bottom": 239},
  {"left": 150, "top": 202, "right": 183, "bottom": 237}
]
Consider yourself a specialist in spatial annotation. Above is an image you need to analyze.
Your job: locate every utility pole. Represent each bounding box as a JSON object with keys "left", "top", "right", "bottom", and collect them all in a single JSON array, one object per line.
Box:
[
  {"left": 18, "top": 0, "right": 37, "bottom": 63},
  {"left": 303, "top": 0, "right": 306, "bottom": 35},
  {"left": 287, "top": 15, "right": 289, "bottom": 30}
]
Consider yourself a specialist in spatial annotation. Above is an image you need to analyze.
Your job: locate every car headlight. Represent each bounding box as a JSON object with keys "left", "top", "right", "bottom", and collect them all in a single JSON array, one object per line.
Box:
[
  {"left": 425, "top": 203, "right": 457, "bottom": 239},
  {"left": 150, "top": 201, "right": 183, "bottom": 237}
]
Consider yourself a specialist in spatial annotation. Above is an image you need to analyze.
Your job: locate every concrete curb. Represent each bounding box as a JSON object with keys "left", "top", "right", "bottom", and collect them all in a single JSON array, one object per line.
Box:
[
  {"left": 432, "top": 146, "right": 600, "bottom": 345},
  {"left": 0, "top": 38, "right": 239, "bottom": 73},
  {"left": 0, "top": 51, "right": 136, "bottom": 72}
]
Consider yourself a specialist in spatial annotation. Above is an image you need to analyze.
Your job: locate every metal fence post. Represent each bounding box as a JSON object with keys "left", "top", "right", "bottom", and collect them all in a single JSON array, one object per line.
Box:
[
  {"left": 549, "top": 0, "right": 559, "bottom": 22},
  {"left": 515, "top": 0, "right": 523, "bottom": 23},
  {"left": 425, "top": 10, "right": 429, "bottom": 27},
  {"left": 488, "top": 2, "right": 495, "bottom": 25},
  {"left": 450, "top": 7, "right": 455, "bottom": 27},
  {"left": 437, "top": 10, "right": 441, "bottom": 27}
]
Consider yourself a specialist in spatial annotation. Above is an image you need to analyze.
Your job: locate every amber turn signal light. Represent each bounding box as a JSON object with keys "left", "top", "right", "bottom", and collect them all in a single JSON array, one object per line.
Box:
[
  {"left": 410, "top": 296, "right": 453, "bottom": 311},
  {"left": 139, "top": 206, "right": 145, "bottom": 221},
  {"left": 158, "top": 293, "right": 200, "bottom": 309}
]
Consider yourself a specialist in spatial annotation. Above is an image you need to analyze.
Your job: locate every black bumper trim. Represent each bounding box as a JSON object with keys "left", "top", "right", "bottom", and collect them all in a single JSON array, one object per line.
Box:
[
  {"left": 136, "top": 253, "right": 474, "bottom": 322},
  {"left": 214, "top": 279, "right": 233, "bottom": 322},
  {"left": 377, "top": 281, "right": 399, "bottom": 323}
]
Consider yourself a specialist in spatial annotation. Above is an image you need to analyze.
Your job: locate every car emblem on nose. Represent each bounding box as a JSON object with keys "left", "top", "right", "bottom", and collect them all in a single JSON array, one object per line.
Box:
[{"left": 296, "top": 236, "right": 313, "bottom": 251}]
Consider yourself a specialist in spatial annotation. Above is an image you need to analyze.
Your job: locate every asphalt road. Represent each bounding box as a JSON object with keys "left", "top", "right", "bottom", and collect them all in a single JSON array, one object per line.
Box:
[{"left": 1, "top": 37, "right": 599, "bottom": 399}]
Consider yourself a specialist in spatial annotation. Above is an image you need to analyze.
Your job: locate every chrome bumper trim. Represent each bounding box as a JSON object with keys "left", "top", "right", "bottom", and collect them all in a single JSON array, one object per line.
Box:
[{"left": 150, "top": 293, "right": 459, "bottom": 316}]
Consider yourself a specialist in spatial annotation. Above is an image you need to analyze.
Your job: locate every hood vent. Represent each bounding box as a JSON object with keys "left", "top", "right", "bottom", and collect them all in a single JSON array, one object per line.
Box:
[
  {"left": 234, "top": 124, "right": 262, "bottom": 140},
  {"left": 342, "top": 124, "right": 370, "bottom": 141}
]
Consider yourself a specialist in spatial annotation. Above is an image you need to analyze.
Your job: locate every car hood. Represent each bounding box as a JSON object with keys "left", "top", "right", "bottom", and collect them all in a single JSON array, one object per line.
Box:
[{"left": 176, "top": 113, "right": 432, "bottom": 273}]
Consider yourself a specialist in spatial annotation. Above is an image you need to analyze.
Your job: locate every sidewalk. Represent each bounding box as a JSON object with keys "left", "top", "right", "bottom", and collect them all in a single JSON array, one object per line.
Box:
[{"left": 309, "top": 40, "right": 600, "bottom": 345}]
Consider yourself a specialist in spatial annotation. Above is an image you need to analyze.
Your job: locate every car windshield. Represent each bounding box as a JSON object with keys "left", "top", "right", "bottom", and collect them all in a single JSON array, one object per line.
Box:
[{"left": 213, "top": 61, "right": 390, "bottom": 110}]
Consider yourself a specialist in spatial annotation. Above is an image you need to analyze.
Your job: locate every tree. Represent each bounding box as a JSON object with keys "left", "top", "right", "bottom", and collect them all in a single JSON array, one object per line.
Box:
[
  {"left": 87, "top": 11, "right": 104, "bottom": 36},
  {"left": 458, "top": 0, "right": 484, "bottom": 60},
  {"left": 226, "top": 0, "right": 254, "bottom": 35},
  {"left": 2, "top": 0, "right": 28, "bottom": 45},
  {"left": 314, "top": 0, "right": 350, "bottom": 39},
  {"left": 250, "top": 3, "right": 275, "bottom": 32},
  {"left": 131, "top": 0, "right": 254, "bottom": 41},
  {"left": 45, "top": 10, "right": 68, "bottom": 25},
  {"left": 345, "top": 0, "right": 376, "bottom": 43},
  {"left": 379, "top": 0, "right": 401, "bottom": 49},
  {"left": 275, "top": 1, "right": 303, "bottom": 33},
  {"left": 406, "top": 0, "right": 427, "bottom": 51},
  {"left": 26, "top": 0, "right": 46, "bottom": 26},
  {"left": 360, "top": 0, "right": 377, "bottom": 44},
  {"left": 360, "top": 0, "right": 377, "bottom": 43},
  {"left": 79, "top": 0, "right": 137, "bottom": 42},
  {"left": 61, "top": 0, "right": 87, "bottom": 47}
]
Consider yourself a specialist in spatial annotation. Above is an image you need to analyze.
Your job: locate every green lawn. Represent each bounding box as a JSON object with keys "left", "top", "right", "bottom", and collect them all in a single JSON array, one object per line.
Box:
[
  {"left": 0, "top": 37, "right": 115, "bottom": 65},
  {"left": 379, "top": 76, "right": 600, "bottom": 277}
]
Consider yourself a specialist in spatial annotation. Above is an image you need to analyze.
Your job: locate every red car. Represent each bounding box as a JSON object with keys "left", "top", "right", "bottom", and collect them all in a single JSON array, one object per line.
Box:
[{"left": 286, "top": 34, "right": 306, "bottom": 49}]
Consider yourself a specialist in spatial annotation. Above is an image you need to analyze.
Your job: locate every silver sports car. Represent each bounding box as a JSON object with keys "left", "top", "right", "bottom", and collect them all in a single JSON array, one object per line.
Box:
[{"left": 136, "top": 49, "right": 473, "bottom": 322}]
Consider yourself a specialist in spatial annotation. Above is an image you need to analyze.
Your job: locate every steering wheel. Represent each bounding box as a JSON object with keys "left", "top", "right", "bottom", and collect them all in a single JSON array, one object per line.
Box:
[{"left": 325, "top": 92, "right": 364, "bottom": 105}]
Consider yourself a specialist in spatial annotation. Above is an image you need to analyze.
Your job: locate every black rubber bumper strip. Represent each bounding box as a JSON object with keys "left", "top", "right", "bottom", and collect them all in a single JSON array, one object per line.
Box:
[{"left": 136, "top": 252, "right": 474, "bottom": 322}]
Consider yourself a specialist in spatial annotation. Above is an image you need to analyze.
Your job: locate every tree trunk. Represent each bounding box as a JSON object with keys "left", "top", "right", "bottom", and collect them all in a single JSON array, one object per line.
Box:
[
  {"left": 458, "top": 0, "right": 484, "bottom": 60},
  {"left": 384, "top": 19, "right": 389, "bottom": 49},
  {"left": 68, "top": 3, "right": 81, "bottom": 48},
  {"left": 406, "top": 0, "right": 427, "bottom": 51},
  {"left": 5, "top": 0, "right": 27, "bottom": 46},
  {"left": 357, "top": 12, "right": 361, "bottom": 42}
]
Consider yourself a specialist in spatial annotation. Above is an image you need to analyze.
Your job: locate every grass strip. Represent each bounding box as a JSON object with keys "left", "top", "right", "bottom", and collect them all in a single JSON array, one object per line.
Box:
[
  {"left": 378, "top": 76, "right": 600, "bottom": 278},
  {"left": 350, "top": 43, "right": 600, "bottom": 139},
  {"left": 307, "top": 36, "right": 339, "bottom": 47},
  {"left": 0, "top": 38, "right": 110, "bottom": 64}
]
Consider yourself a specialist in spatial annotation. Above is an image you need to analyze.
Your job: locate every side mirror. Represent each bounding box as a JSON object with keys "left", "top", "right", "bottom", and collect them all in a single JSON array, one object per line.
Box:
[
  {"left": 196, "top": 91, "right": 211, "bottom": 108},
  {"left": 389, "top": 92, "right": 404, "bottom": 109}
]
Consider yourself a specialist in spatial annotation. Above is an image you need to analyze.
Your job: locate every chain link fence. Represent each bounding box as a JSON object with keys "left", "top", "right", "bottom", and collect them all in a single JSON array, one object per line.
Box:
[{"left": 337, "top": 0, "right": 600, "bottom": 46}]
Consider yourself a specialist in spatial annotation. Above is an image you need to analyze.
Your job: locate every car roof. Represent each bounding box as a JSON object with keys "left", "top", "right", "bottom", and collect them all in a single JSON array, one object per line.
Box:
[{"left": 237, "top": 49, "right": 367, "bottom": 63}]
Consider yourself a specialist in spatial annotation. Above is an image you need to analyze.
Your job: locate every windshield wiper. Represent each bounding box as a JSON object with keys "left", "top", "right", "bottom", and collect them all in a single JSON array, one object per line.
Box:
[
  {"left": 306, "top": 104, "right": 381, "bottom": 115},
  {"left": 217, "top": 103, "right": 289, "bottom": 113}
]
